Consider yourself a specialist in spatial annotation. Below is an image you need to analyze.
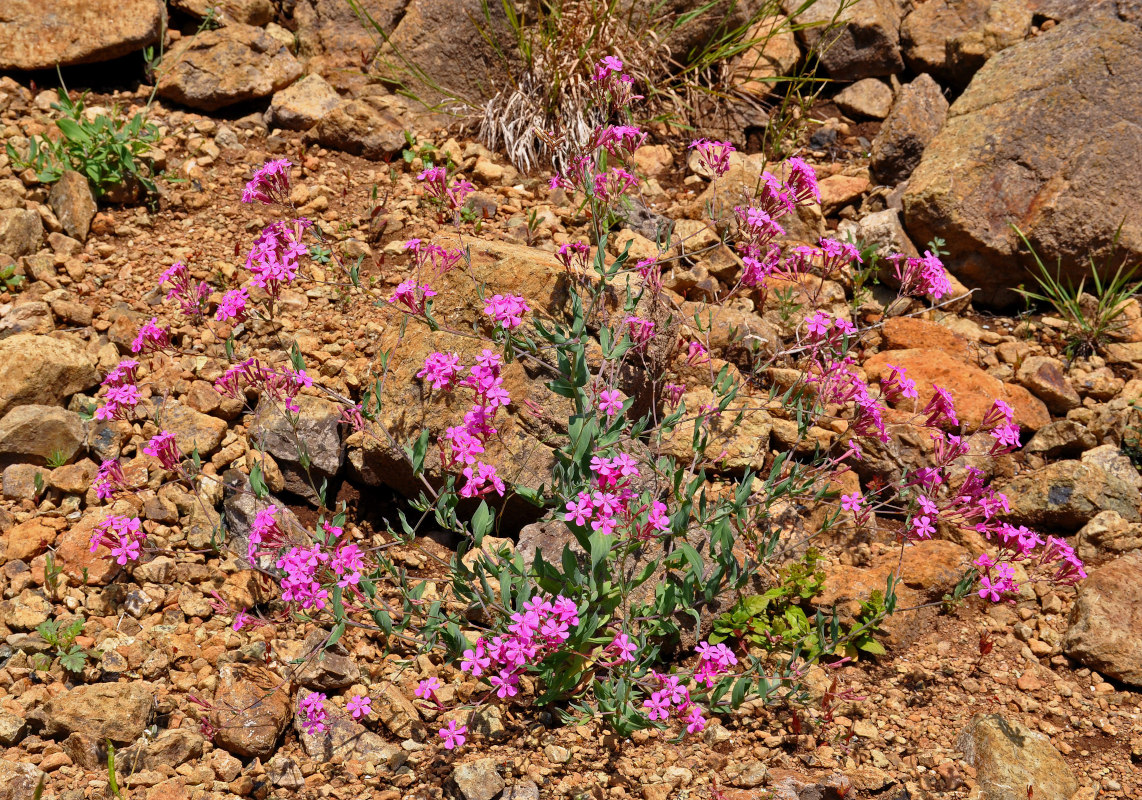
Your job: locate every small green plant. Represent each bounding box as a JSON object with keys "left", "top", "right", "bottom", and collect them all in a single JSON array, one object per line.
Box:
[
  {"left": 309, "top": 243, "right": 334, "bottom": 265},
  {"left": 0, "top": 261, "right": 24, "bottom": 292},
  {"left": 710, "top": 549, "right": 888, "bottom": 661},
  {"left": 45, "top": 449, "right": 69, "bottom": 469},
  {"left": 35, "top": 617, "right": 90, "bottom": 673},
  {"left": 842, "top": 233, "right": 880, "bottom": 310},
  {"left": 7, "top": 86, "right": 160, "bottom": 200},
  {"left": 107, "top": 741, "right": 124, "bottom": 800},
  {"left": 1014, "top": 224, "right": 1142, "bottom": 359},
  {"left": 32, "top": 470, "right": 45, "bottom": 499},
  {"left": 773, "top": 285, "right": 803, "bottom": 325},
  {"left": 44, "top": 552, "right": 63, "bottom": 599},
  {"left": 523, "top": 208, "right": 546, "bottom": 246}
]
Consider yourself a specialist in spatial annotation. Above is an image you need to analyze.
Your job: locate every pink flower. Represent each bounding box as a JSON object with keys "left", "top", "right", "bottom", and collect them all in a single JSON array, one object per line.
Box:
[
  {"left": 688, "top": 138, "right": 736, "bottom": 178},
  {"left": 346, "top": 694, "right": 372, "bottom": 719},
  {"left": 416, "top": 677, "right": 441, "bottom": 700},
  {"left": 598, "top": 389, "right": 623, "bottom": 417},
  {"left": 610, "top": 633, "right": 637, "bottom": 663},
  {"left": 840, "top": 492, "right": 863, "bottom": 513},
  {"left": 484, "top": 294, "right": 530, "bottom": 330},
  {"left": 417, "top": 351, "right": 461, "bottom": 391},
  {"left": 389, "top": 278, "right": 437, "bottom": 314},
  {"left": 439, "top": 720, "right": 467, "bottom": 750},
  {"left": 299, "top": 692, "right": 328, "bottom": 735},
  {"left": 215, "top": 288, "right": 249, "bottom": 323},
  {"left": 130, "top": 318, "right": 171, "bottom": 354},
  {"left": 142, "top": 430, "right": 180, "bottom": 471},
  {"left": 242, "top": 159, "right": 291, "bottom": 205}
]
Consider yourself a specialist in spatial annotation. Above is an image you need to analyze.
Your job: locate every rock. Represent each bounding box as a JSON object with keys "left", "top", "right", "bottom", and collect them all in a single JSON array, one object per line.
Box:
[
  {"left": 48, "top": 171, "right": 97, "bottom": 241},
  {"left": 658, "top": 386, "right": 772, "bottom": 474},
  {"left": 171, "top": 0, "right": 274, "bottom": 26},
  {"left": 255, "top": 394, "right": 342, "bottom": 502},
  {"left": 155, "top": 399, "right": 228, "bottom": 458},
  {"left": 1074, "top": 510, "right": 1142, "bottom": 562},
  {"left": 157, "top": 25, "right": 303, "bottom": 112},
  {"left": 39, "top": 681, "right": 155, "bottom": 745},
  {"left": 307, "top": 94, "right": 419, "bottom": 160},
  {"left": 789, "top": 0, "right": 904, "bottom": 79},
  {"left": 57, "top": 510, "right": 124, "bottom": 586},
  {"left": 0, "top": 209, "right": 43, "bottom": 259},
  {"left": 818, "top": 174, "right": 869, "bottom": 213},
  {"left": 0, "top": 404, "right": 86, "bottom": 466},
  {"left": 211, "top": 663, "right": 292, "bottom": 758},
  {"left": 1064, "top": 551, "right": 1142, "bottom": 686},
  {"left": 450, "top": 758, "right": 506, "bottom": 800},
  {"left": 1024, "top": 419, "right": 1096, "bottom": 458},
  {"left": 0, "top": 334, "right": 98, "bottom": 417},
  {"left": 0, "top": 302, "right": 55, "bottom": 339},
  {"left": 0, "top": 589, "right": 50, "bottom": 630},
  {"left": 0, "top": 759, "right": 44, "bottom": 800},
  {"left": 1, "top": 463, "right": 40, "bottom": 502},
  {"left": 863, "top": 348, "right": 1049, "bottom": 431},
  {"left": 881, "top": 317, "right": 972, "bottom": 361},
  {"left": 1002, "top": 460, "right": 1142, "bottom": 532},
  {"left": 852, "top": 208, "right": 920, "bottom": 259},
  {"left": 834, "top": 78, "right": 894, "bottom": 119},
  {"left": 292, "top": 689, "right": 406, "bottom": 767},
  {"left": 378, "top": 0, "right": 526, "bottom": 103},
  {"left": 278, "top": 629, "right": 360, "bottom": 691},
  {"left": 732, "top": 16, "right": 801, "bottom": 96},
  {"left": 1015, "top": 355, "right": 1080, "bottom": 413},
  {"left": 118, "top": 730, "right": 205, "bottom": 771},
  {"left": 267, "top": 74, "right": 342, "bottom": 131},
  {"left": 0, "top": 712, "right": 26, "bottom": 747},
  {"left": 373, "top": 681, "right": 425, "bottom": 741},
  {"left": 902, "top": 0, "right": 1033, "bottom": 86},
  {"left": 692, "top": 153, "right": 825, "bottom": 243},
  {"left": 870, "top": 73, "right": 949, "bottom": 185},
  {"left": 957, "top": 714, "right": 1078, "bottom": 800},
  {"left": 904, "top": 18, "right": 1142, "bottom": 307},
  {"left": 266, "top": 753, "right": 304, "bottom": 789},
  {"left": 2, "top": 518, "right": 60, "bottom": 561},
  {"left": 0, "top": 0, "right": 162, "bottom": 70},
  {"left": 1080, "top": 443, "right": 1142, "bottom": 490},
  {"left": 294, "top": 0, "right": 405, "bottom": 93}
]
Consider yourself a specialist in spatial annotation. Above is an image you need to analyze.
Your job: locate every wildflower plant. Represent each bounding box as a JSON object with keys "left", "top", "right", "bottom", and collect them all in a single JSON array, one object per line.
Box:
[{"left": 88, "top": 57, "right": 1085, "bottom": 751}]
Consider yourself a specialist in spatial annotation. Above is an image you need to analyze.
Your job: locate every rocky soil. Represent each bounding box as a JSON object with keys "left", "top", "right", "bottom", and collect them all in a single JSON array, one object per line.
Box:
[{"left": 1, "top": 2, "right": 1142, "bottom": 800}]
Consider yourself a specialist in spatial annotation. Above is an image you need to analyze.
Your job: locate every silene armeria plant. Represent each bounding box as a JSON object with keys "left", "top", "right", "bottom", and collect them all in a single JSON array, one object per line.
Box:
[{"left": 88, "top": 58, "right": 1085, "bottom": 750}]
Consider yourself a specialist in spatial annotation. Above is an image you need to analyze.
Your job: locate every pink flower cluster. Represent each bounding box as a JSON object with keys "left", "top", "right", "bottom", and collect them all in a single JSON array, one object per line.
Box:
[
  {"left": 215, "top": 288, "right": 249, "bottom": 323},
  {"left": 418, "top": 166, "right": 475, "bottom": 211},
  {"left": 247, "top": 219, "right": 310, "bottom": 302},
  {"left": 456, "top": 595, "right": 580, "bottom": 705},
  {"left": 889, "top": 251, "right": 953, "bottom": 300},
  {"left": 298, "top": 692, "right": 327, "bottom": 735},
  {"left": 88, "top": 515, "right": 145, "bottom": 564},
  {"left": 689, "top": 138, "right": 736, "bottom": 178},
  {"left": 389, "top": 278, "right": 437, "bottom": 315},
  {"left": 562, "top": 453, "right": 670, "bottom": 539},
  {"left": 95, "top": 359, "right": 142, "bottom": 421},
  {"left": 424, "top": 349, "right": 511, "bottom": 499},
  {"left": 93, "top": 459, "right": 127, "bottom": 500},
  {"left": 142, "top": 430, "right": 180, "bottom": 471},
  {"left": 405, "top": 239, "right": 464, "bottom": 274},
  {"left": 483, "top": 294, "right": 530, "bottom": 331},
  {"left": 159, "top": 261, "right": 210, "bottom": 319},
  {"left": 131, "top": 318, "right": 171, "bottom": 355},
  {"left": 214, "top": 358, "right": 312, "bottom": 415},
  {"left": 241, "top": 159, "right": 292, "bottom": 205}
]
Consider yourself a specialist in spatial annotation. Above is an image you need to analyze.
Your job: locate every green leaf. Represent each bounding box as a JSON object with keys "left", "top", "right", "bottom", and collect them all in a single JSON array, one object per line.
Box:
[{"left": 249, "top": 461, "right": 268, "bottom": 499}]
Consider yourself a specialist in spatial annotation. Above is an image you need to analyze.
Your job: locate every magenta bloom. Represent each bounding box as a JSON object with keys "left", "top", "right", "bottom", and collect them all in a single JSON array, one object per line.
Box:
[
  {"left": 416, "top": 677, "right": 441, "bottom": 700},
  {"left": 346, "top": 694, "right": 372, "bottom": 719},
  {"left": 483, "top": 294, "right": 530, "bottom": 330},
  {"left": 439, "top": 720, "right": 467, "bottom": 750},
  {"left": 215, "top": 288, "right": 249, "bottom": 323},
  {"left": 299, "top": 692, "right": 328, "bottom": 735},
  {"left": 241, "top": 159, "right": 292, "bottom": 205},
  {"left": 142, "top": 430, "right": 181, "bottom": 471},
  {"left": 130, "top": 317, "right": 171, "bottom": 354},
  {"left": 840, "top": 493, "right": 864, "bottom": 513},
  {"left": 598, "top": 389, "right": 623, "bottom": 417}
]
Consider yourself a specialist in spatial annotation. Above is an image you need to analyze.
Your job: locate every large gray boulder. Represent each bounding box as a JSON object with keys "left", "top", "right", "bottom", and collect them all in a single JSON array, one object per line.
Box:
[{"left": 903, "top": 17, "right": 1142, "bottom": 307}]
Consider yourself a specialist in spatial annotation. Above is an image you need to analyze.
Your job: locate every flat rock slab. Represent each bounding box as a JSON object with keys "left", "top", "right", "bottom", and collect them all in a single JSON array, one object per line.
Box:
[{"left": 0, "top": 0, "right": 162, "bottom": 70}]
